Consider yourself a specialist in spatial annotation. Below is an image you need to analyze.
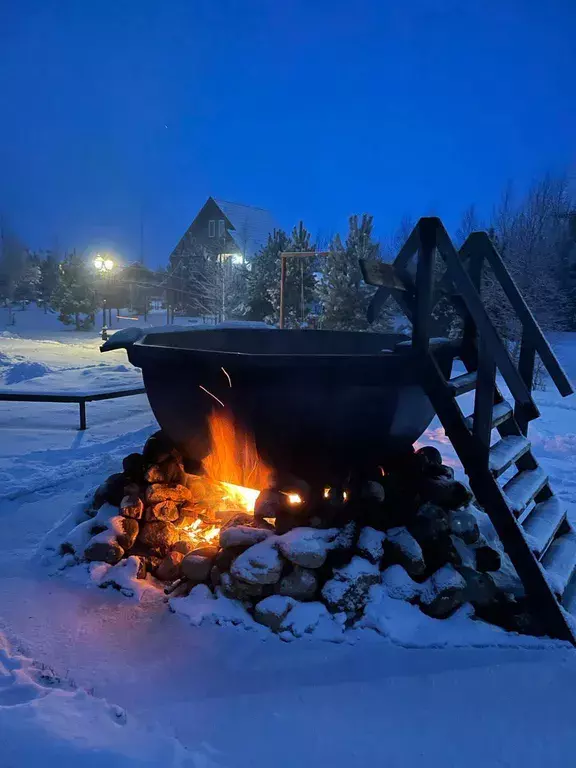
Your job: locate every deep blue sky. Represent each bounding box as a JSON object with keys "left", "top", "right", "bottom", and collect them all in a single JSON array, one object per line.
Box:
[{"left": 0, "top": 0, "right": 574, "bottom": 267}]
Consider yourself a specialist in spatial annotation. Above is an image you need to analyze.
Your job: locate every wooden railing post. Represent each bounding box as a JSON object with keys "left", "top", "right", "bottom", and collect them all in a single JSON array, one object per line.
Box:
[
  {"left": 412, "top": 218, "right": 437, "bottom": 354},
  {"left": 473, "top": 333, "right": 496, "bottom": 466},
  {"left": 515, "top": 333, "right": 537, "bottom": 435}
]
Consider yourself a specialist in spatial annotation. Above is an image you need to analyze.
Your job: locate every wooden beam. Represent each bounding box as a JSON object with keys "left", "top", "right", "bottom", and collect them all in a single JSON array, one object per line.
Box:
[
  {"left": 515, "top": 335, "right": 537, "bottom": 436},
  {"left": 359, "top": 261, "right": 408, "bottom": 290},
  {"left": 412, "top": 218, "right": 437, "bottom": 354},
  {"left": 473, "top": 334, "right": 496, "bottom": 467}
]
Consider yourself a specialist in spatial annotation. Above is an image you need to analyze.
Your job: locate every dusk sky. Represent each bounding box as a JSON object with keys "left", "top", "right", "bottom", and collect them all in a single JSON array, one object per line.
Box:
[{"left": 0, "top": 0, "right": 574, "bottom": 267}]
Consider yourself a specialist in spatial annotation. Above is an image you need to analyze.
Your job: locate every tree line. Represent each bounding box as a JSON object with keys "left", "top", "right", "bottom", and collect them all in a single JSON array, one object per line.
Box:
[{"left": 1, "top": 170, "right": 574, "bottom": 338}]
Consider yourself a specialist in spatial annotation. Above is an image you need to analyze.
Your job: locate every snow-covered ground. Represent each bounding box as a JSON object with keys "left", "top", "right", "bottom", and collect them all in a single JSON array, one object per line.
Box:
[{"left": 2, "top": 313, "right": 576, "bottom": 766}]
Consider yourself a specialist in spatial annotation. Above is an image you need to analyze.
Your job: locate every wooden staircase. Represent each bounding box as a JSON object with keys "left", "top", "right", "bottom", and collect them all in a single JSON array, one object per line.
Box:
[{"left": 361, "top": 217, "right": 576, "bottom": 644}]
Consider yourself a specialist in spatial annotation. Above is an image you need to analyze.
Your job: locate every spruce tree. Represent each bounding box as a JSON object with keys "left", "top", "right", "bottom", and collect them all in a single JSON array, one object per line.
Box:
[
  {"left": 266, "top": 221, "right": 317, "bottom": 327},
  {"left": 51, "top": 253, "right": 98, "bottom": 330},
  {"left": 245, "top": 229, "right": 290, "bottom": 322},
  {"left": 13, "top": 252, "right": 41, "bottom": 305},
  {"left": 39, "top": 251, "right": 60, "bottom": 310},
  {"left": 318, "top": 214, "right": 379, "bottom": 331}
]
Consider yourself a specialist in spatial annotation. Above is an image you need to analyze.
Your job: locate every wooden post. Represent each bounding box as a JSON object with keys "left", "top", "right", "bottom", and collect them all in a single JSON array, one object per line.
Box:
[
  {"left": 279, "top": 255, "right": 287, "bottom": 329},
  {"left": 412, "top": 218, "right": 437, "bottom": 354},
  {"left": 473, "top": 333, "right": 496, "bottom": 466},
  {"left": 515, "top": 333, "right": 536, "bottom": 435},
  {"left": 79, "top": 400, "right": 87, "bottom": 431}
]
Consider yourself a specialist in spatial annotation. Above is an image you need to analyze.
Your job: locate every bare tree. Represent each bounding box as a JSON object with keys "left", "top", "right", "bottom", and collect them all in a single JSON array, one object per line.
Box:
[{"left": 455, "top": 204, "right": 482, "bottom": 247}]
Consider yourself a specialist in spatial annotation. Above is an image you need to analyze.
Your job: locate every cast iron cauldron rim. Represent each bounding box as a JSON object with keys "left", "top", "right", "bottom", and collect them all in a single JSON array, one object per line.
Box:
[{"left": 132, "top": 329, "right": 431, "bottom": 360}]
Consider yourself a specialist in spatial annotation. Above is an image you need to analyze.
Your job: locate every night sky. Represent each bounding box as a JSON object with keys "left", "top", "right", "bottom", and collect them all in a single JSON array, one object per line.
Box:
[{"left": 0, "top": 0, "right": 574, "bottom": 267}]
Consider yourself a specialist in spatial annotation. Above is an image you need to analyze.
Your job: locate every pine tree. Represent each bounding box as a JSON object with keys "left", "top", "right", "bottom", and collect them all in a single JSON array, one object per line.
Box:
[
  {"left": 13, "top": 252, "right": 42, "bottom": 305},
  {"left": 39, "top": 251, "right": 60, "bottom": 310},
  {"left": 245, "top": 229, "right": 290, "bottom": 322},
  {"left": 0, "top": 222, "right": 26, "bottom": 302},
  {"left": 51, "top": 253, "right": 98, "bottom": 330},
  {"left": 266, "top": 222, "right": 317, "bottom": 327},
  {"left": 318, "top": 214, "right": 378, "bottom": 331}
]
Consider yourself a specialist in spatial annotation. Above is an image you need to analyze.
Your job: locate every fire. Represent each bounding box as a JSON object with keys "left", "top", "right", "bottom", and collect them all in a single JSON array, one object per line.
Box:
[
  {"left": 178, "top": 409, "right": 273, "bottom": 546},
  {"left": 221, "top": 481, "right": 261, "bottom": 513},
  {"left": 202, "top": 408, "right": 272, "bottom": 493},
  {"left": 285, "top": 492, "right": 302, "bottom": 506}
]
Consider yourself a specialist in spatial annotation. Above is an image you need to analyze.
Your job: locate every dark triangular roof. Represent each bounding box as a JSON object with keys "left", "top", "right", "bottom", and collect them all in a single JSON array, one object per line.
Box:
[{"left": 213, "top": 198, "right": 278, "bottom": 259}]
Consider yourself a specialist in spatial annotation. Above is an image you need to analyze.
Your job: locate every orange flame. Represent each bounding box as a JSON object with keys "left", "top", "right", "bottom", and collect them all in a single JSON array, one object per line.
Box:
[{"left": 202, "top": 408, "right": 272, "bottom": 495}]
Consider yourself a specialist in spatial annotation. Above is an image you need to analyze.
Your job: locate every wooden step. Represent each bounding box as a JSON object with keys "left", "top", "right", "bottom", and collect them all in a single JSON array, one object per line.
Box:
[
  {"left": 488, "top": 435, "right": 531, "bottom": 477},
  {"left": 542, "top": 531, "right": 576, "bottom": 597},
  {"left": 522, "top": 498, "right": 567, "bottom": 558},
  {"left": 561, "top": 568, "right": 576, "bottom": 615},
  {"left": 465, "top": 400, "right": 513, "bottom": 431},
  {"left": 502, "top": 467, "right": 548, "bottom": 516},
  {"left": 446, "top": 371, "right": 478, "bottom": 396}
]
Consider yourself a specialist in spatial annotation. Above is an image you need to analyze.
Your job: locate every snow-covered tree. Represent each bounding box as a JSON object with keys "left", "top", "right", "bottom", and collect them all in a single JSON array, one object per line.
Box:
[
  {"left": 13, "top": 252, "right": 41, "bottom": 305},
  {"left": 245, "top": 229, "right": 290, "bottom": 322},
  {"left": 51, "top": 253, "right": 98, "bottom": 330},
  {"left": 0, "top": 221, "right": 26, "bottom": 302},
  {"left": 38, "top": 251, "right": 60, "bottom": 310},
  {"left": 318, "top": 214, "right": 379, "bottom": 331},
  {"left": 265, "top": 222, "right": 317, "bottom": 327},
  {"left": 483, "top": 174, "right": 573, "bottom": 342}
]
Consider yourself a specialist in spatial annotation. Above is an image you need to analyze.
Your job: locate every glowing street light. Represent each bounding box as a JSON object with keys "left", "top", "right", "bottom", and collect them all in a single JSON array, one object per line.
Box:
[
  {"left": 94, "top": 254, "right": 114, "bottom": 272},
  {"left": 93, "top": 254, "right": 116, "bottom": 340}
]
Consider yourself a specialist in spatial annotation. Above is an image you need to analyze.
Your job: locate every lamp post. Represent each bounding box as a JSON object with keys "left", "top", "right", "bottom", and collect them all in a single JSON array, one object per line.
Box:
[{"left": 94, "top": 255, "right": 115, "bottom": 340}]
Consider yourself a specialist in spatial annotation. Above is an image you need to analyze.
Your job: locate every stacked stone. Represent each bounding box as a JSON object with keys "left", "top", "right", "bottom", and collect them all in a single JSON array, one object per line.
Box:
[
  {"left": 58, "top": 433, "right": 532, "bottom": 636},
  {"left": 167, "top": 445, "right": 528, "bottom": 634},
  {"left": 61, "top": 431, "right": 209, "bottom": 581}
]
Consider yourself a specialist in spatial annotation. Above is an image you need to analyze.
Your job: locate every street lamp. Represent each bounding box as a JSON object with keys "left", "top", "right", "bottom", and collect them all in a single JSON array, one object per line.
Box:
[
  {"left": 94, "top": 254, "right": 116, "bottom": 340},
  {"left": 94, "top": 255, "right": 114, "bottom": 272}
]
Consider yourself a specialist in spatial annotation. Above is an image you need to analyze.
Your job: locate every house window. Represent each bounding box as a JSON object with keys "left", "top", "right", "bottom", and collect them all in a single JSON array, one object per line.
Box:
[
  {"left": 218, "top": 219, "right": 225, "bottom": 237},
  {"left": 208, "top": 220, "right": 215, "bottom": 237}
]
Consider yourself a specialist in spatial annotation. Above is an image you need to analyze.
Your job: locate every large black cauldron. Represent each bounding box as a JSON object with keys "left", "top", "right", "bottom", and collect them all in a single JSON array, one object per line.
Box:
[{"left": 104, "top": 326, "right": 455, "bottom": 484}]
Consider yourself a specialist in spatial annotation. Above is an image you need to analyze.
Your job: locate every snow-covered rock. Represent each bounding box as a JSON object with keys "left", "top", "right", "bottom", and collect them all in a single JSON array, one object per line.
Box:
[
  {"left": 91, "top": 556, "right": 147, "bottom": 597},
  {"left": 321, "top": 556, "right": 381, "bottom": 615},
  {"left": 420, "top": 565, "right": 467, "bottom": 618},
  {"left": 357, "top": 526, "right": 386, "bottom": 563},
  {"left": 279, "top": 601, "right": 344, "bottom": 641},
  {"left": 277, "top": 566, "right": 318, "bottom": 601},
  {"left": 254, "top": 594, "right": 296, "bottom": 631},
  {"left": 170, "top": 584, "right": 257, "bottom": 628},
  {"left": 219, "top": 525, "right": 274, "bottom": 550},
  {"left": 276, "top": 526, "right": 339, "bottom": 568},
  {"left": 231, "top": 538, "right": 284, "bottom": 584},
  {"left": 386, "top": 526, "right": 426, "bottom": 576},
  {"left": 382, "top": 564, "right": 421, "bottom": 602}
]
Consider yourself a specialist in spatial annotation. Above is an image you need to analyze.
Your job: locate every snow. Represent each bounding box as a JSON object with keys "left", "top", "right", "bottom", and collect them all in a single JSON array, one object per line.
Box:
[
  {"left": 503, "top": 467, "right": 548, "bottom": 515},
  {"left": 170, "top": 584, "right": 259, "bottom": 629},
  {"left": 4, "top": 322, "right": 576, "bottom": 765},
  {"left": 523, "top": 497, "right": 566, "bottom": 556},
  {"left": 489, "top": 434, "right": 531, "bottom": 474},
  {"left": 0, "top": 632, "right": 189, "bottom": 767}
]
